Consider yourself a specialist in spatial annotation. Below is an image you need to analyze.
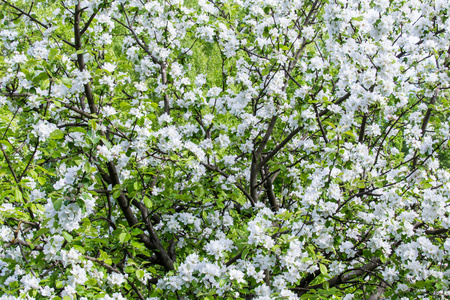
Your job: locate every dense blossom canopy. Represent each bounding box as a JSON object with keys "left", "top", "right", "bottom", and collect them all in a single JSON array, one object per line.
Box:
[{"left": 0, "top": 0, "right": 450, "bottom": 299}]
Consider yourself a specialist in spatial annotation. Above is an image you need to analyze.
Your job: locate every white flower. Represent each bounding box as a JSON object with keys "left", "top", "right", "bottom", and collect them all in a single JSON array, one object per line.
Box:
[
  {"left": 136, "top": 82, "right": 147, "bottom": 92},
  {"left": 303, "top": 26, "right": 315, "bottom": 40},
  {"left": 339, "top": 241, "right": 356, "bottom": 257},
  {"left": 203, "top": 114, "right": 214, "bottom": 126},
  {"left": 58, "top": 203, "right": 82, "bottom": 232},
  {"left": 0, "top": 96, "right": 7, "bottom": 106},
  {"left": 217, "top": 134, "right": 230, "bottom": 148},
  {"left": 68, "top": 264, "right": 88, "bottom": 285},
  {"left": 20, "top": 274, "right": 40, "bottom": 292},
  {"left": 381, "top": 266, "right": 398, "bottom": 284},
  {"left": 103, "top": 106, "right": 117, "bottom": 117},
  {"left": 40, "top": 286, "right": 54, "bottom": 296},
  {"left": 61, "top": 248, "right": 81, "bottom": 267},
  {"left": 61, "top": 285, "right": 77, "bottom": 299},
  {"left": 205, "top": 237, "right": 235, "bottom": 259},
  {"left": 32, "top": 120, "right": 58, "bottom": 141},
  {"left": 222, "top": 155, "right": 236, "bottom": 166},
  {"left": 184, "top": 141, "right": 205, "bottom": 161},
  {"left": 158, "top": 113, "right": 173, "bottom": 124},
  {"left": 228, "top": 269, "right": 246, "bottom": 283},
  {"left": 195, "top": 74, "right": 207, "bottom": 86},
  {"left": 0, "top": 225, "right": 13, "bottom": 242},
  {"left": 73, "top": 69, "right": 91, "bottom": 84},
  {"left": 108, "top": 273, "right": 126, "bottom": 286},
  {"left": 240, "top": 140, "right": 254, "bottom": 153},
  {"left": 103, "top": 62, "right": 116, "bottom": 72},
  {"left": 444, "top": 239, "right": 450, "bottom": 252}
]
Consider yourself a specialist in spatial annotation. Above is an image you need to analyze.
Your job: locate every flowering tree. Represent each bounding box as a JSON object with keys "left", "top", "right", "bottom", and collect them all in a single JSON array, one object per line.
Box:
[{"left": 0, "top": 0, "right": 449, "bottom": 299}]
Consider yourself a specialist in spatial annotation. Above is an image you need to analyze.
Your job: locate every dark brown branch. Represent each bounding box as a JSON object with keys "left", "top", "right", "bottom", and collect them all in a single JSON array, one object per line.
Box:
[
  {"left": 84, "top": 255, "right": 121, "bottom": 273},
  {"left": 201, "top": 162, "right": 256, "bottom": 206},
  {"left": 412, "top": 92, "right": 437, "bottom": 168},
  {"left": 19, "top": 141, "right": 39, "bottom": 181},
  {"left": 294, "top": 258, "right": 382, "bottom": 294},
  {"left": 225, "top": 250, "right": 243, "bottom": 267},
  {"left": 425, "top": 228, "right": 448, "bottom": 235},
  {"left": 1, "top": 0, "right": 48, "bottom": 28},
  {"left": 80, "top": 9, "right": 98, "bottom": 35},
  {"left": 113, "top": 7, "right": 161, "bottom": 65},
  {"left": 133, "top": 200, "right": 175, "bottom": 269},
  {"left": 107, "top": 162, "right": 174, "bottom": 271},
  {"left": 1, "top": 0, "right": 74, "bottom": 47},
  {"left": 6, "top": 238, "right": 43, "bottom": 250},
  {"left": 313, "top": 104, "right": 328, "bottom": 144},
  {"left": 0, "top": 146, "right": 35, "bottom": 220},
  {"left": 359, "top": 114, "right": 367, "bottom": 143},
  {"left": 161, "top": 63, "right": 170, "bottom": 114},
  {"left": 264, "top": 174, "right": 279, "bottom": 211},
  {"left": 255, "top": 116, "right": 278, "bottom": 158},
  {"left": 74, "top": 3, "right": 97, "bottom": 114}
]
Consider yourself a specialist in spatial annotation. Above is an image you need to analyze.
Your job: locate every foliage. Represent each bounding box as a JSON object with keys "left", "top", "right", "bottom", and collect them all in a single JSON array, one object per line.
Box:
[{"left": 0, "top": 0, "right": 450, "bottom": 299}]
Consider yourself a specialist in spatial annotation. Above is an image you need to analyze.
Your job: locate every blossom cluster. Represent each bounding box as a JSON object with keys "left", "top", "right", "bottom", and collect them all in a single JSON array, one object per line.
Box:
[{"left": 0, "top": 0, "right": 449, "bottom": 299}]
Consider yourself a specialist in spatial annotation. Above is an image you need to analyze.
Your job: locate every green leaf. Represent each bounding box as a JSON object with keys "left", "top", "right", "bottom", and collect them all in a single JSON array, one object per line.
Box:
[
  {"left": 35, "top": 165, "right": 56, "bottom": 176},
  {"left": 363, "top": 249, "right": 372, "bottom": 258},
  {"left": 35, "top": 228, "right": 49, "bottom": 238},
  {"left": 69, "top": 127, "right": 87, "bottom": 134},
  {"left": 306, "top": 245, "right": 316, "bottom": 259},
  {"left": 344, "top": 131, "right": 355, "bottom": 138},
  {"left": 241, "top": 248, "right": 249, "bottom": 259},
  {"left": 89, "top": 119, "right": 98, "bottom": 130},
  {"left": 40, "top": 79, "right": 50, "bottom": 90},
  {"left": 62, "top": 231, "right": 73, "bottom": 242},
  {"left": 131, "top": 228, "right": 143, "bottom": 236},
  {"left": 415, "top": 280, "right": 433, "bottom": 288},
  {"left": 52, "top": 99, "right": 62, "bottom": 108},
  {"left": 374, "top": 180, "right": 384, "bottom": 188},
  {"left": 301, "top": 294, "right": 318, "bottom": 300},
  {"left": 261, "top": 67, "right": 271, "bottom": 76},
  {"left": 120, "top": 102, "right": 131, "bottom": 110},
  {"left": 53, "top": 199, "right": 63, "bottom": 210},
  {"left": 50, "top": 130, "right": 64, "bottom": 140},
  {"left": 0, "top": 140, "right": 11, "bottom": 148},
  {"left": 323, "top": 121, "right": 336, "bottom": 129},
  {"left": 61, "top": 77, "right": 72, "bottom": 87},
  {"left": 136, "top": 269, "right": 145, "bottom": 279},
  {"left": 84, "top": 162, "right": 92, "bottom": 173},
  {"left": 15, "top": 188, "right": 23, "bottom": 202},
  {"left": 119, "top": 232, "right": 129, "bottom": 244},
  {"left": 73, "top": 244, "right": 86, "bottom": 254},
  {"left": 143, "top": 196, "right": 152, "bottom": 209},
  {"left": 37, "top": 177, "right": 46, "bottom": 185},
  {"left": 113, "top": 189, "right": 121, "bottom": 199},
  {"left": 196, "top": 186, "right": 205, "bottom": 198},
  {"left": 319, "top": 263, "right": 328, "bottom": 275},
  {"left": 216, "top": 199, "right": 224, "bottom": 209},
  {"left": 48, "top": 49, "right": 59, "bottom": 62},
  {"left": 351, "top": 16, "right": 364, "bottom": 21},
  {"left": 34, "top": 71, "right": 49, "bottom": 83}
]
